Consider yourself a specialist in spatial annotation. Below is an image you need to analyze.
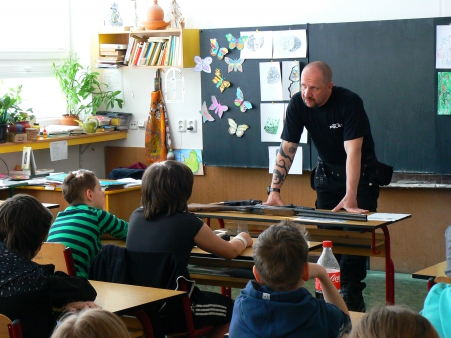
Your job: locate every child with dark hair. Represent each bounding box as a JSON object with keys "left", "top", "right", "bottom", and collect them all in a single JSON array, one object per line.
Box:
[
  {"left": 230, "top": 220, "right": 350, "bottom": 338},
  {"left": 48, "top": 169, "right": 128, "bottom": 278},
  {"left": 0, "top": 194, "right": 97, "bottom": 338}
]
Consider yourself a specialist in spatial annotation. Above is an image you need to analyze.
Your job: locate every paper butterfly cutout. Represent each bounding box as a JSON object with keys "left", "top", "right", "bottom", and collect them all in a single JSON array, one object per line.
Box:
[
  {"left": 225, "top": 33, "right": 248, "bottom": 50},
  {"left": 210, "top": 38, "right": 228, "bottom": 60},
  {"left": 234, "top": 87, "right": 252, "bottom": 112},
  {"left": 224, "top": 57, "right": 245, "bottom": 73},
  {"left": 209, "top": 96, "right": 228, "bottom": 118},
  {"left": 228, "top": 118, "right": 249, "bottom": 137},
  {"left": 212, "top": 69, "right": 231, "bottom": 93},
  {"left": 194, "top": 56, "right": 212, "bottom": 73},
  {"left": 199, "top": 101, "right": 215, "bottom": 123}
]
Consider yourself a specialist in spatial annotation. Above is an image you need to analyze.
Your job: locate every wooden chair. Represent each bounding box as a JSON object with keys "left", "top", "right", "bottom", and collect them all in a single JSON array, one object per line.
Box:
[
  {"left": 32, "top": 242, "right": 77, "bottom": 276},
  {"left": 0, "top": 314, "right": 23, "bottom": 338}
]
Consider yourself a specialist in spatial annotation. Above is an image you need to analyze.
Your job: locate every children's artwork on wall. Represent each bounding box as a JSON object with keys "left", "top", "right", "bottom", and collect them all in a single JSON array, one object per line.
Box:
[
  {"left": 438, "top": 72, "right": 451, "bottom": 115},
  {"left": 209, "top": 96, "right": 228, "bottom": 118},
  {"left": 282, "top": 60, "right": 300, "bottom": 100},
  {"left": 164, "top": 67, "right": 185, "bottom": 103},
  {"left": 260, "top": 103, "right": 284, "bottom": 142},
  {"left": 268, "top": 146, "right": 303, "bottom": 175},
  {"left": 436, "top": 25, "right": 451, "bottom": 69},
  {"left": 224, "top": 57, "right": 245, "bottom": 72},
  {"left": 210, "top": 38, "right": 228, "bottom": 60},
  {"left": 225, "top": 33, "right": 248, "bottom": 50},
  {"left": 234, "top": 87, "right": 252, "bottom": 112},
  {"left": 283, "top": 102, "right": 308, "bottom": 143},
  {"left": 174, "top": 149, "right": 204, "bottom": 175},
  {"left": 228, "top": 118, "right": 249, "bottom": 137},
  {"left": 212, "top": 68, "right": 231, "bottom": 93},
  {"left": 259, "top": 62, "right": 283, "bottom": 101},
  {"left": 272, "top": 30, "right": 307, "bottom": 59},
  {"left": 200, "top": 101, "right": 215, "bottom": 122},
  {"left": 194, "top": 56, "right": 212, "bottom": 73},
  {"left": 240, "top": 30, "right": 273, "bottom": 59}
]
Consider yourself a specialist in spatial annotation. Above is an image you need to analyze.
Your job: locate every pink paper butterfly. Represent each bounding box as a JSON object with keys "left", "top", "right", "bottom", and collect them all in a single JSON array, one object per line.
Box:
[
  {"left": 209, "top": 96, "right": 229, "bottom": 118},
  {"left": 199, "top": 101, "right": 215, "bottom": 123},
  {"left": 194, "top": 56, "right": 212, "bottom": 73}
]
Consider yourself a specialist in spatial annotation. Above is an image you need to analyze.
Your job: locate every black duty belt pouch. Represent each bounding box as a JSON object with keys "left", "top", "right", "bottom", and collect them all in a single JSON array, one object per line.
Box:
[{"left": 372, "top": 161, "right": 393, "bottom": 186}]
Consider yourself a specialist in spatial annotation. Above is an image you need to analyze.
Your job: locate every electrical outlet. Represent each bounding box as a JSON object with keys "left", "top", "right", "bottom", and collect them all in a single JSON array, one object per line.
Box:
[
  {"left": 177, "top": 119, "right": 186, "bottom": 132},
  {"left": 129, "top": 120, "right": 138, "bottom": 130},
  {"left": 187, "top": 119, "right": 197, "bottom": 132}
]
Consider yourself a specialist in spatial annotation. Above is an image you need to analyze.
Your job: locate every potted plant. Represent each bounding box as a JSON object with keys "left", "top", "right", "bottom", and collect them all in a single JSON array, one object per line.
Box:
[
  {"left": 0, "top": 84, "right": 31, "bottom": 143},
  {"left": 53, "top": 52, "right": 123, "bottom": 126}
]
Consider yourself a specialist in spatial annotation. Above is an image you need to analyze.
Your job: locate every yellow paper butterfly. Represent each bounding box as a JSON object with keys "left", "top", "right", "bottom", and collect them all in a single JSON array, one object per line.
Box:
[
  {"left": 228, "top": 118, "right": 249, "bottom": 137},
  {"left": 212, "top": 69, "right": 231, "bottom": 93},
  {"left": 210, "top": 38, "right": 228, "bottom": 60}
]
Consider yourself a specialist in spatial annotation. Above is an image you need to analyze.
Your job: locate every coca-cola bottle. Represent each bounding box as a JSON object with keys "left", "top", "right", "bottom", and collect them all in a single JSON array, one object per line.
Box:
[{"left": 315, "top": 240, "right": 340, "bottom": 299}]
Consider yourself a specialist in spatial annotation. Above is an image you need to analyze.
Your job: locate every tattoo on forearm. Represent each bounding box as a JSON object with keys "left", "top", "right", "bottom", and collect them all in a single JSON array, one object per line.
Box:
[{"left": 272, "top": 144, "right": 294, "bottom": 184}]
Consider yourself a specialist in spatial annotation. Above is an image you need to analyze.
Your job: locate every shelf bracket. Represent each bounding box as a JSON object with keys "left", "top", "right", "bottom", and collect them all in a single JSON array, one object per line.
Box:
[{"left": 79, "top": 143, "right": 91, "bottom": 155}]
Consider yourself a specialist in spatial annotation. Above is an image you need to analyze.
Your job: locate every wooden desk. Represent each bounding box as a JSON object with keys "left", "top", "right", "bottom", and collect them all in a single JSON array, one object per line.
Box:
[
  {"left": 14, "top": 185, "right": 141, "bottom": 220},
  {"left": 412, "top": 261, "right": 447, "bottom": 290},
  {"left": 89, "top": 280, "right": 184, "bottom": 313},
  {"left": 194, "top": 211, "right": 411, "bottom": 305},
  {"left": 0, "top": 199, "right": 59, "bottom": 209}
]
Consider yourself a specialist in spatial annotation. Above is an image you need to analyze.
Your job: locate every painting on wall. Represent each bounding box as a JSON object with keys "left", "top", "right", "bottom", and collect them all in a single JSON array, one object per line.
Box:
[{"left": 174, "top": 149, "right": 204, "bottom": 175}]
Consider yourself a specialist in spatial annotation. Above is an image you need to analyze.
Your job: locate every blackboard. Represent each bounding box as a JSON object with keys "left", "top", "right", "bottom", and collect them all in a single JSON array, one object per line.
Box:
[
  {"left": 200, "top": 25, "right": 310, "bottom": 169},
  {"left": 201, "top": 17, "right": 451, "bottom": 174}
]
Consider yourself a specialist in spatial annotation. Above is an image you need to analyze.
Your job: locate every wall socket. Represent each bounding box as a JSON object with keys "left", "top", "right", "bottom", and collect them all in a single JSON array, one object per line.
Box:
[
  {"left": 187, "top": 119, "right": 197, "bottom": 132},
  {"left": 129, "top": 120, "right": 138, "bottom": 130},
  {"left": 177, "top": 119, "right": 186, "bottom": 132}
]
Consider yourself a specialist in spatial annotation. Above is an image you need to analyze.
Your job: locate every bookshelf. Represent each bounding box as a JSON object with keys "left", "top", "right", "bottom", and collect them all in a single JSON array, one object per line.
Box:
[{"left": 98, "top": 29, "right": 199, "bottom": 68}]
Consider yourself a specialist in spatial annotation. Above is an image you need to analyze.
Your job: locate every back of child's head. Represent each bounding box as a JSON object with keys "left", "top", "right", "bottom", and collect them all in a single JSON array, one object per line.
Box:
[
  {"left": 141, "top": 160, "right": 193, "bottom": 220},
  {"left": 253, "top": 220, "right": 309, "bottom": 291},
  {"left": 0, "top": 194, "right": 53, "bottom": 259},
  {"left": 51, "top": 308, "right": 130, "bottom": 338},
  {"left": 62, "top": 169, "right": 98, "bottom": 204},
  {"left": 350, "top": 305, "right": 439, "bottom": 338}
]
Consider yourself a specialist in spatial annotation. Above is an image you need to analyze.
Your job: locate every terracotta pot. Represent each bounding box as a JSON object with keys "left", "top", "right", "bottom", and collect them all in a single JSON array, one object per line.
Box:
[
  {"left": 147, "top": 0, "right": 164, "bottom": 22},
  {"left": 8, "top": 121, "right": 31, "bottom": 133},
  {"left": 60, "top": 115, "right": 80, "bottom": 126}
]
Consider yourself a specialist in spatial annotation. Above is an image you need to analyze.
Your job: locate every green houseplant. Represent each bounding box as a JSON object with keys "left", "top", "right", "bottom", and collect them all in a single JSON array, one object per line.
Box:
[{"left": 53, "top": 52, "right": 123, "bottom": 125}]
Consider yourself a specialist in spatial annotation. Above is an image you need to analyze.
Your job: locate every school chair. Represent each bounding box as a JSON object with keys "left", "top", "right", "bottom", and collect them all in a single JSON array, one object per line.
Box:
[
  {"left": 89, "top": 245, "right": 214, "bottom": 338},
  {"left": 0, "top": 314, "right": 23, "bottom": 338},
  {"left": 32, "top": 242, "right": 77, "bottom": 276}
]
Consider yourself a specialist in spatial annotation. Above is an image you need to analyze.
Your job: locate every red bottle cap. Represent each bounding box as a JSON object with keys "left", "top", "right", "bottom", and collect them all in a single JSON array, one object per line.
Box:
[{"left": 323, "top": 240, "right": 333, "bottom": 247}]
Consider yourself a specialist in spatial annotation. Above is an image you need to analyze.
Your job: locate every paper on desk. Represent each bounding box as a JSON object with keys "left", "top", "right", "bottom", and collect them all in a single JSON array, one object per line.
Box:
[
  {"left": 368, "top": 213, "right": 410, "bottom": 221},
  {"left": 50, "top": 141, "right": 68, "bottom": 161}
]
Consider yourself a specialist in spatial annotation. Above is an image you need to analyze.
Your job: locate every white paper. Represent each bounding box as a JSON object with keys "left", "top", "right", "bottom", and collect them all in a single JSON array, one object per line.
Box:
[
  {"left": 368, "top": 213, "right": 411, "bottom": 221},
  {"left": 282, "top": 60, "right": 300, "bottom": 100},
  {"left": 260, "top": 103, "right": 284, "bottom": 142},
  {"left": 436, "top": 25, "right": 451, "bottom": 69},
  {"left": 259, "top": 62, "right": 283, "bottom": 101},
  {"left": 272, "top": 30, "right": 307, "bottom": 59},
  {"left": 102, "top": 69, "right": 124, "bottom": 103},
  {"left": 50, "top": 141, "right": 68, "bottom": 161},
  {"left": 268, "top": 146, "right": 302, "bottom": 175},
  {"left": 240, "top": 30, "right": 273, "bottom": 59}
]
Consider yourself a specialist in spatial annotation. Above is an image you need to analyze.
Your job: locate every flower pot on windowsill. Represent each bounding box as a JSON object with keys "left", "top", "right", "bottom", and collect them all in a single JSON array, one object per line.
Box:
[
  {"left": 7, "top": 121, "right": 31, "bottom": 133},
  {"left": 60, "top": 114, "right": 80, "bottom": 126}
]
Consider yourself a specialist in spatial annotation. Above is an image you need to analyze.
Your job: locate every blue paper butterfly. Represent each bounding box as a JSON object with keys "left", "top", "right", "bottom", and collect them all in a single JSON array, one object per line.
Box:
[
  {"left": 224, "top": 57, "right": 245, "bottom": 73},
  {"left": 234, "top": 87, "right": 252, "bottom": 113},
  {"left": 225, "top": 33, "right": 248, "bottom": 50},
  {"left": 210, "top": 38, "right": 228, "bottom": 60}
]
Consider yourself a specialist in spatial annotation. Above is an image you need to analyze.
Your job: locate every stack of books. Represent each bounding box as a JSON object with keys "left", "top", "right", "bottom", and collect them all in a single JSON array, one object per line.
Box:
[
  {"left": 123, "top": 35, "right": 181, "bottom": 67},
  {"left": 96, "top": 43, "right": 128, "bottom": 68}
]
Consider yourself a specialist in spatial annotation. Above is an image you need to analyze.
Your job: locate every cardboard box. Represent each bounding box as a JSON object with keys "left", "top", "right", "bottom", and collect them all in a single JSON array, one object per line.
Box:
[{"left": 6, "top": 133, "right": 27, "bottom": 142}]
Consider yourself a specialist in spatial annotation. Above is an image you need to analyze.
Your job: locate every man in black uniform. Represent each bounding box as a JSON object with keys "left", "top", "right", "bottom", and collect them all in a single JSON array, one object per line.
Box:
[{"left": 265, "top": 61, "right": 379, "bottom": 312}]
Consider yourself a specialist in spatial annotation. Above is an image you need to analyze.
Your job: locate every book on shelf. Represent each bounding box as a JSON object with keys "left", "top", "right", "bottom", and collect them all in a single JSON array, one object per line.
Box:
[
  {"left": 150, "top": 42, "right": 163, "bottom": 66},
  {"left": 147, "top": 36, "right": 169, "bottom": 42},
  {"left": 137, "top": 42, "right": 150, "bottom": 66},
  {"left": 95, "top": 63, "right": 123, "bottom": 69},
  {"left": 98, "top": 55, "right": 125, "bottom": 61},
  {"left": 100, "top": 43, "right": 128, "bottom": 49},
  {"left": 96, "top": 59, "right": 124, "bottom": 64},
  {"left": 157, "top": 41, "right": 168, "bottom": 66},
  {"left": 123, "top": 37, "right": 136, "bottom": 65},
  {"left": 100, "top": 49, "right": 126, "bottom": 56},
  {"left": 132, "top": 41, "right": 145, "bottom": 66},
  {"left": 145, "top": 42, "right": 157, "bottom": 66},
  {"left": 163, "top": 36, "right": 173, "bottom": 66}
]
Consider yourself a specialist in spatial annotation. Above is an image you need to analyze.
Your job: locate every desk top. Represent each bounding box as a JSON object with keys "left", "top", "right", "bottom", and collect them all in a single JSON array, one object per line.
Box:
[
  {"left": 89, "top": 280, "right": 184, "bottom": 313},
  {"left": 0, "top": 200, "right": 59, "bottom": 209},
  {"left": 412, "top": 261, "right": 447, "bottom": 280},
  {"left": 194, "top": 211, "right": 410, "bottom": 230}
]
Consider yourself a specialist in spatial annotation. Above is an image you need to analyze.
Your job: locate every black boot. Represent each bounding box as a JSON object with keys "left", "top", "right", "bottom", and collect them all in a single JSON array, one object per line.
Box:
[{"left": 341, "top": 282, "right": 366, "bottom": 312}]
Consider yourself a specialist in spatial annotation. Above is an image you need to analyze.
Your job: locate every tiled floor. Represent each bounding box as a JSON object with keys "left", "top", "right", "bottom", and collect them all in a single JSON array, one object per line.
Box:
[{"left": 197, "top": 270, "right": 429, "bottom": 313}]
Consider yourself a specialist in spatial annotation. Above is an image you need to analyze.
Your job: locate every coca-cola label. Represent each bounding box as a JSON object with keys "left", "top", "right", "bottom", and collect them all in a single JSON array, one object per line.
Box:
[{"left": 315, "top": 270, "right": 340, "bottom": 292}]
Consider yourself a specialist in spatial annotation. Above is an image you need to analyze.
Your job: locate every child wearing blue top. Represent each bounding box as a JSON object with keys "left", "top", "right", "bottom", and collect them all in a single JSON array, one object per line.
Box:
[{"left": 229, "top": 220, "right": 350, "bottom": 338}]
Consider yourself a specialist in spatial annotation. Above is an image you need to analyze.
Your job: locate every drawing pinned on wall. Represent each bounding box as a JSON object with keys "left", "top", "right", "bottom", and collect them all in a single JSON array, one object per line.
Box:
[
  {"left": 200, "top": 101, "right": 215, "bottom": 122},
  {"left": 224, "top": 57, "right": 245, "bottom": 72},
  {"left": 194, "top": 56, "right": 212, "bottom": 73},
  {"left": 259, "top": 62, "right": 283, "bottom": 101},
  {"left": 268, "top": 146, "right": 303, "bottom": 175},
  {"left": 436, "top": 26, "right": 451, "bottom": 69},
  {"left": 282, "top": 60, "right": 301, "bottom": 100},
  {"left": 272, "top": 30, "right": 307, "bottom": 59},
  {"left": 240, "top": 30, "right": 273, "bottom": 59},
  {"left": 228, "top": 118, "right": 249, "bottom": 137},
  {"left": 210, "top": 38, "right": 228, "bottom": 60},
  {"left": 283, "top": 102, "right": 308, "bottom": 143},
  {"left": 438, "top": 72, "right": 451, "bottom": 115},
  {"left": 209, "top": 96, "right": 228, "bottom": 118},
  {"left": 234, "top": 87, "right": 252, "bottom": 112},
  {"left": 225, "top": 33, "right": 248, "bottom": 50},
  {"left": 260, "top": 103, "right": 284, "bottom": 142},
  {"left": 212, "top": 68, "right": 231, "bottom": 93},
  {"left": 164, "top": 67, "right": 185, "bottom": 103},
  {"left": 174, "top": 149, "right": 204, "bottom": 175}
]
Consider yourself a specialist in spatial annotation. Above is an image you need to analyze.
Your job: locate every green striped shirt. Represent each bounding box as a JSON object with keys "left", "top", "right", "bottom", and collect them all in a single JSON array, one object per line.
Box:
[{"left": 47, "top": 204, "right": 128, "bottom": 278}]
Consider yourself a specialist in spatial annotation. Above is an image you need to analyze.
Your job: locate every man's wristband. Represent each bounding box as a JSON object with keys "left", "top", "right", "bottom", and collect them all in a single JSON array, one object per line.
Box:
[
  {"left": 234, "top": 235, "right": 248, "bottom": 249},
  {"left": 267, "top": 186, "right": 281, "bottom": 195}
]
